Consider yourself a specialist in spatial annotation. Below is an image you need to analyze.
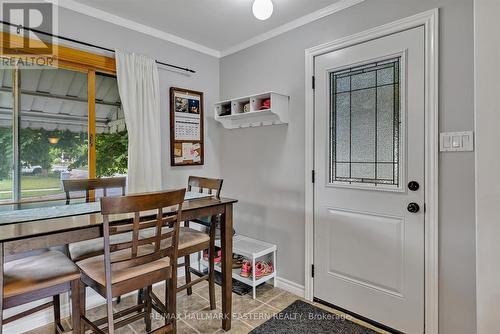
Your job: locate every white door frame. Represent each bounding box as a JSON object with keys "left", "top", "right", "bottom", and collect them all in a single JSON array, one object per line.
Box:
[{"left": 304, "top": 9, "right": 439, "bottom": 334}]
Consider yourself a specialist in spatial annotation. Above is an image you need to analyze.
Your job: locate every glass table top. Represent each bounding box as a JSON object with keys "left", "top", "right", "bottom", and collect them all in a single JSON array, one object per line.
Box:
[{"left": 0, "top": 191, "right": 212, "bottom": 225}]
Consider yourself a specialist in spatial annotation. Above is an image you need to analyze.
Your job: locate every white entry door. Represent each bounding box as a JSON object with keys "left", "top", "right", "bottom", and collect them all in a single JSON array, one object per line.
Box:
[{"left": 313, "top": 26, "right": 425, "bottom": 333}]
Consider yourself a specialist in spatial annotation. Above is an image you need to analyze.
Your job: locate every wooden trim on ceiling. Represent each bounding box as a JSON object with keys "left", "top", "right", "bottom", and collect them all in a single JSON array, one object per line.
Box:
[{"left": 0, "top": 32, "right": 116, "bottom": 74}]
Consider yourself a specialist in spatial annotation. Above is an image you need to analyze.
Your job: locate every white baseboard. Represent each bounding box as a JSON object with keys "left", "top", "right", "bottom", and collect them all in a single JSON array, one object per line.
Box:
[{"left": 275, "top": 276, "right": 305, "bottom": 298}]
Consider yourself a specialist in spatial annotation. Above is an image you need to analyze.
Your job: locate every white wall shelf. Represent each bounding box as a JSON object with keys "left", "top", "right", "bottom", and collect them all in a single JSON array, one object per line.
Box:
[{"left": 214, "top": 92, "right": 289, "bottom": 129}]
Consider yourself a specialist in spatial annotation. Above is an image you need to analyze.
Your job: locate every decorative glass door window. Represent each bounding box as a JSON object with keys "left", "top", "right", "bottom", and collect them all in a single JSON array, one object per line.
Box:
[{"left": 329, "top": 57, "right": 401, "bottom": 187}]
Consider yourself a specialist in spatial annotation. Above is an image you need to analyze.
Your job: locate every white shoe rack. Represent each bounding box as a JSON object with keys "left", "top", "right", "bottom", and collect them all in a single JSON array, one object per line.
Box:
[{"left": 200, "top": 234, "right": 277, "bottom": 299}]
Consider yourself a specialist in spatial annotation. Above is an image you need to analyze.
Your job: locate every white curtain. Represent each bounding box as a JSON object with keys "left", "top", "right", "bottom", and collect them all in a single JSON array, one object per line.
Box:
[{"left": 115, "top": 50, "right": 162, "bottom": 194}]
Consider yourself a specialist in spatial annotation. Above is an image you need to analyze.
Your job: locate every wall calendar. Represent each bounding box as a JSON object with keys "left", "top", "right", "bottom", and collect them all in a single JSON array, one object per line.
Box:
[{"left": 170, "top": 87, "right": 204, "bottom": 166}]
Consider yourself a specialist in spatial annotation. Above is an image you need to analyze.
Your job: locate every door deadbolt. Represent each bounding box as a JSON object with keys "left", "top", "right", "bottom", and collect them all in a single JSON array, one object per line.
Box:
[
  {"left": 407, "top": 203, "right": 420, "bottom": 213},
  {"left": 408, "top": 181, "right": 420, "bottom": 191}
]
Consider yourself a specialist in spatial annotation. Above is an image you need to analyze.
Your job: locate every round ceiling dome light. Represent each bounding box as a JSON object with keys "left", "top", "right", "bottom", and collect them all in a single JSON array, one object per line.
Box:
[{"left": 252, "top": 0, "right": 273, "bottom": 20}]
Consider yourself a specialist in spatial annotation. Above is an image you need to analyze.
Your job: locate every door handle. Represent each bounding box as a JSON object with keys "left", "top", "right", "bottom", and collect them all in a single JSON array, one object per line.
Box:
[{"left": 407, "top": 203, "right": 420, "bottom": 213}]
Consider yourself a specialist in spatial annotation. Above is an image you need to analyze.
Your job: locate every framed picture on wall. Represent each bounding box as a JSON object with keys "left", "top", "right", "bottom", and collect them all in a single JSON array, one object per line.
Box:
[{"left": 170, "top": 87, "right": 205, "bottom": 166}]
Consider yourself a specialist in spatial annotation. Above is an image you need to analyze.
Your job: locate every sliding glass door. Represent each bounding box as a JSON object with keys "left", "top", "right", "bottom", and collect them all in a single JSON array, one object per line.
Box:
[
  {"left": 0, "top": 66, "right": 126, "bottom": 204},
  {"left": 0, "top": 69, "right": 13, "bottom": 203},
  {"left": 19, "top": 67, "right": 89, "bottom": 201}
]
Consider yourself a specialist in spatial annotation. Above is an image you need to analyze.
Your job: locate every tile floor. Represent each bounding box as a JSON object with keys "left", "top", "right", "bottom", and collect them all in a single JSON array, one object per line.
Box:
[{"left": 25, "top": 277, "right": 389, "bottom": 334}]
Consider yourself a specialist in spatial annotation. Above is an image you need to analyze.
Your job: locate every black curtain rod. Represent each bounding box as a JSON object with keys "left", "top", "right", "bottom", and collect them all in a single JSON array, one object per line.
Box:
[{"left": 0, "top": 21, "right": 196, "bottom": 73}]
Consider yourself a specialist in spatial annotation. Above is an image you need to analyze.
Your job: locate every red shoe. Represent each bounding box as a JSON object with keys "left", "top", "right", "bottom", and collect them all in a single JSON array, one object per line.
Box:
[
  {"left": 240, "top": 260, "right": 252, "bottom": 278},
  {"left": 255, "top": 261, "right": 273, "bottom": 278},
  {"left": 214, "top": 250, "right": 222, "bottom": 263},
  {"left": 203, "top": 250, "right": 222, "bottom": 263}
]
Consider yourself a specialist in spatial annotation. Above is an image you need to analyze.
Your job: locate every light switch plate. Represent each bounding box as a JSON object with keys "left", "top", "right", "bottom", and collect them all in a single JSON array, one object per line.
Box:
[{"left": 440, "top": 131, "right": 474, "bottom": 152}]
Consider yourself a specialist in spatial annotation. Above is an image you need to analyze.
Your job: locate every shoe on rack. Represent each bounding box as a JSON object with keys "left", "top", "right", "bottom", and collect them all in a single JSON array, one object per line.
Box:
[
  {"left": 240, "top": 260, "right": 252, "bottom": 278},
  {"left": 233, "top": 254, "right": 245, "bottom": 269},
  {"left": 203, "top": 249, "right": 222, "bottom": 263},
  {"left": 255, "top": 261, "right": 273, "bottom": 279}
]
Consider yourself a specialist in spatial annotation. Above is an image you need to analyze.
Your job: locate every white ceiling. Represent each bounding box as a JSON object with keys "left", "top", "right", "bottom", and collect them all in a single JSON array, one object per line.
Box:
[{"left": 59, "top": 0, "right": 359, "bottom": 57}]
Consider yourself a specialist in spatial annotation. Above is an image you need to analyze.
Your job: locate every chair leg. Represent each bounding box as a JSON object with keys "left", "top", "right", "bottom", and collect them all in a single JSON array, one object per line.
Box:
[
  {"left": 184, "top": 221, "right": 192, "bottom": 296},
  {"left": 137, "top": 288, "right": 143, "bottom": 307},
  {"left": 105, "top": 292, "right": 114, "bottom": 334},
  {"left": 70, "top": 280, "right": 81, "bottom": 334},
  {"left": 184, "top": 255, "right": 192, "bottom": 296},
  {"left": 137, "top": 288, "right": 146, "bottom": 323},
  {"left": 208, "top": 218, "right": 218, "bottom": 310},
  {"left": 53, "top": 294, "right": 63, "bottom": 334},
  {"left": 79, "top": 281, "right": 86, "bottom": 334},
  {"left": 145, "top": 285, "right": 152, "bottom": 332},
  {"left": 164, "top": 280, "right": 169, "bottom": 326},
  {"left": 168, "top": 278, "right": 177, "bottom": 334}
]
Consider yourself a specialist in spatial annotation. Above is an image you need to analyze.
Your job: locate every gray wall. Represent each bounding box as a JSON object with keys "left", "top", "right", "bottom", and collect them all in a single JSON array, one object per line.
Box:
[
  {"left": 57, "top": 8, "right": 222, "bottom": 190},
  {"left": 474, "top": 0, "right": 500, "bottom": 332},
  {"left": 219, "top": 1, "right": 476, "bottom": 333}
]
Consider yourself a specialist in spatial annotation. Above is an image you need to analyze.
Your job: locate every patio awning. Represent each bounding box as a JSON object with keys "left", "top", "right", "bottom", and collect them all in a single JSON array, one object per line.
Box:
[{"left": 0, "top": 68, "right": 124, "bottom": 133}]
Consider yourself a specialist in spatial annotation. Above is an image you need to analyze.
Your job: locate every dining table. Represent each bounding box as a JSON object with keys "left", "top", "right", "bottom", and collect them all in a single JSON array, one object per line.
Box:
[{"left": 0, "top": 192, "right": 238, "bottom": 333}]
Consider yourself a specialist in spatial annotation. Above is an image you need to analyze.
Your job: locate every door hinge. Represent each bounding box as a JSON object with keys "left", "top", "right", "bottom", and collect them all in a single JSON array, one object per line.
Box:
[
  {"left": 311, "top": 170, "right": 315, "bottom": 183},
  {"left": 311, "top": 264, "right": 315, "bottom": 278},
  {"left": 312, "top": 76, "right": 315, "bottom": 90}
]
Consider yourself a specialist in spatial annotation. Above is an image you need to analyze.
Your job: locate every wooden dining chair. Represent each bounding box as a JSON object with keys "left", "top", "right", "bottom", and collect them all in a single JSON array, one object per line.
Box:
[
  {"left": 76, "top": 189, "right": 185, "bottom": 334},
  {"left": 63, "top": 177, "right": 128, "bottom": 263},
  {"left": 2, "top": 249, "right": 81, "bottom": 333},
  {"left": 62, "top": 177, "right": 126, "bottom": 205},
  {"left": 135, "top": 177, "right": 222, "bottom": 311},
  {"left": 178, "top": 176, "right": 223, "bottom": 309}
]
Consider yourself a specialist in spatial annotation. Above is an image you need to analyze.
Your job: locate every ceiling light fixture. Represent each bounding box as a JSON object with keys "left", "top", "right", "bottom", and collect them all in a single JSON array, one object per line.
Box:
[{"left": 252, "top": 0, "right": 273, "bottom": 20}]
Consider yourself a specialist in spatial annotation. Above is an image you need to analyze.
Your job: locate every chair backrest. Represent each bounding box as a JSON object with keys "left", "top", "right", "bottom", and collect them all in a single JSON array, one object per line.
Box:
[
  {"left": 62, "top": 177, "right": 126, "bottom": 204},
  {"left": 100, "top": 189, "right": 186, "bottom": 274},
  {"left": 187, "top": 176, "right": 223, "bottom": 199}
]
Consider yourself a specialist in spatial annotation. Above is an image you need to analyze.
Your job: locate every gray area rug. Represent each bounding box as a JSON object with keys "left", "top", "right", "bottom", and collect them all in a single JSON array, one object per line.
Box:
[{"left": 250, "top": 300, "right": 379, "bottom": 334}]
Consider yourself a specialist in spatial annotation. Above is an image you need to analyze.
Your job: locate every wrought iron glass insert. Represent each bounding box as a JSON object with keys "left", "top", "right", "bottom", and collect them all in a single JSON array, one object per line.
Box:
[{"left": 329, "top": 58, "right": 401, "bottom": 186}]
